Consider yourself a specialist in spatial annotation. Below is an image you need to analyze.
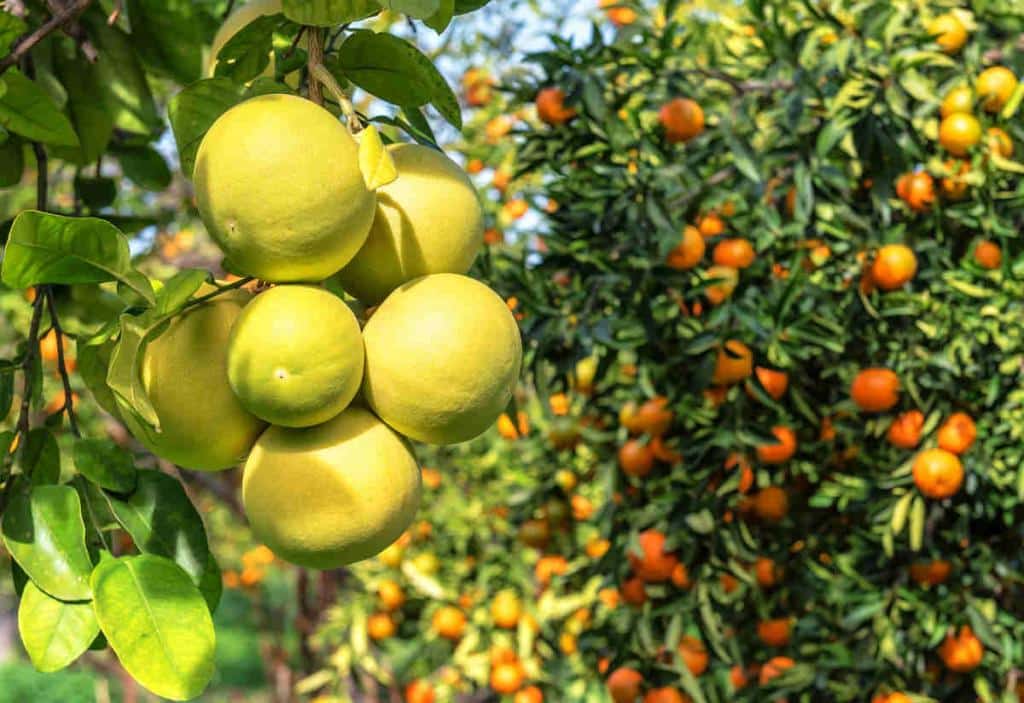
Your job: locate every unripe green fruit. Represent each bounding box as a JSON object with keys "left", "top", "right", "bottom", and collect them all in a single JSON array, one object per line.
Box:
[
  {"left": 194, "top": 94, "right": 375, "bottom": 282},
  {"left": 362, "top": 273, "right": 522, "bottom": 444},
  {"left": 120, "top": 292, "right": 266, "bottom": 471},
  {"left": 336, "top": 144, "right": 484, "bottom": 304},
  {"left": 227, "top": 285, "right": 364, "bottom": 427},
  {"left": 242, "top": 407, "right": 421, "bottom": 569}
]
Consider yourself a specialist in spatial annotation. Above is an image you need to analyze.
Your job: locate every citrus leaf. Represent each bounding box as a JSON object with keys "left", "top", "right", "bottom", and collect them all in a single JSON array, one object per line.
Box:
[
  {"left": 358, "top": 124, "right": 398, "bottom": 190},
  {"left": 424, "top": 0, "right": 455, "bottom": 31},
  {"left": 91, "top": 555, "right": 215, "bottom": 701},
  {"left": 18, "top": 581, "right": 99, "bottom": 673},
  {"left": 337, "top": 30, "right": 438, "bottom": 107},
  {"left": 380, "top": 0, "right": 440, "bottom": 18},
  {"left": 168, "top": 78, "right": 245, "bottom": 176},
  {"left": 281, "top": 0, "right": 381, "bottom": 25},
  {"left": 125, "top": 0, "right": 205, "bottom": 84},
  {"left": 0, "top": 70, "right": 79, "bottom": 147},
  {"left": 72, "top": 439, "right": 137, "bottom": 494},
  {"left": 22, "top": 429, "right": 61, "bottom": 487}
]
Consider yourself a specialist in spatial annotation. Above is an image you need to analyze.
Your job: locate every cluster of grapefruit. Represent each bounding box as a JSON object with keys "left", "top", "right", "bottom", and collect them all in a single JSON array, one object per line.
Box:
[{"left": 125, "top": 93, "right": 521, "bottom": 569}]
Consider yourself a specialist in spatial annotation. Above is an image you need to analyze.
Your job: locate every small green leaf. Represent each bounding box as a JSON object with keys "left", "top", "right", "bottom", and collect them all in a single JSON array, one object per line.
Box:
[
  {"left": 116, "top": 146, "right": 172, "bottom": 191},
  {"left": 51, "top": 45, "right": 114, "bottom": 165},
  {"left": 0, "top": 70, "right": 79, "bottom": 147},
  {"left": 72, "top": 439, "right": 137, "bottom": 494},
  {"left": 0, "top": 12, "right": 28, "bottom": 55},
  {"left": 281, "top": 0, "right": 381, "bottom": 25},
  {"left": 105, "top": 471, "right": 210, "bottom": 585},
  {"left": 214, "top": 13, "right": 282, "bottom": 84},
  {"left": 124, "top": 0, "right": 205, "bottom": 84},
  {"left": 0, "top": 137, "right": 23, "bottom": 187},
  {"left": 18, "top": 581, "right": 100, "bottom": 673},
  {"left": 424, "top": 0, "right": 455, "bottom": 31},
  {"left": 168, "top": 78, "right": 245, "bottom": 176},
  {"left": 1, "top": 211, "right": 155, "bottom": 305},
  {"left": 22, "top": 429, "right": 61, "bottom": 486},
  {"left": 358, "top": 125, "right": 398, "bottom": 190},
  {"left": 74, "top": 176, "right": 117, "bottom": 210},
  {"left": 381, "top": 0, "right": 440, "bottom": 18},
  {"left": 154, "top": 269, "right": 209, "bottom": 316},
  {"left": 2, "top": 485, "right": 94, "bottom": 601},
  {"left": 91, "top": 555, "right": 215, "bottom": 701}
]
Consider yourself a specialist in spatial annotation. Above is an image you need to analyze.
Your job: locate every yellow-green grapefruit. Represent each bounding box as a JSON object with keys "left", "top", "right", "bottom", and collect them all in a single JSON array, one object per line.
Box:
[
  {"left": 206, "top": 0, "right": 282, "bottom": 79},
  {"left": 194, "top": 94, "right": 375, "bottom": 282},
  {"left": 227, "top": 285, "right": 364, "bottom": 427},
  {"left": 120, "top": 292, "right": 266, "bottom": 470},
  {"left": 362, "top": 274, "right": 522, "bottom": 444},
  {"left": 242, "top": 407, "right": 421, "bottom": 568},
  {"left": 336, "top": 144, "right": 484, "bottom": 304}
]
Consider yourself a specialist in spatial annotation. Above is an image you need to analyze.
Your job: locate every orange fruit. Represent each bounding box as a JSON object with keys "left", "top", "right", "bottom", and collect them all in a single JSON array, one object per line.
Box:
[
  {"left": 519, "top": 518, "right": 550, "bottom": 548},
  {"left": 678, "top": 635, "right": 708, "bottom": 676},
  {"left": 431, "top": 606, "right": 467, "bottom": 640},
  {"left": 712, "top": 238, "right": 756, "bottom": 269},
  {"left": 720, "top": 572, "right": 739, "bottom": 593},
  {"left": 421, "top": 467, "right": 442, "bottom": 490},
  {"left": 973, "top": 240, "right": 1002, "bottom": 269},
  {"left": 909, "top": 559, "right": 952, "bottom": 587},
  {"left": 704, "top": 265, "right": 739, "bottom": 304},
  {"left": 587, "top": 537, "right": 611, "bottom": 559},
  {"left": 492, "top": 170, "right": 510, "bottom": 192},
  {"left": 491, "top": 590, "right": 522, "bottom": 629},
  {"left": 666, "top": 225, "right": 705, "bottom": 270},
  {"left": 367, "top": 612, "right": 396, "bottom": 640},
  {"left": 928, "top": 13, "right": 967, "bottom": 53},
  {"left": 536, "top": 87, "right": 576, "bottom": 126},
  {"left": 515, "top": 686, "right": 544, "bottom": 703},
  {"left": 405, "top": 679, "right": 436, "bottom": 703},
  {"left": 697, "top": 213, "right": 725, "bottom": 237},
  {"left": 644, "top": 687, "right": 689, "bottom": 703},
  {"left": 976, "top": 66, "right": 1018, "bottom": 112},
  {"left": 659, "top": 98, "right": 704, "bottom": 144},
  {"left": 628, "top": 529, "right": 679, "bottom": 582},
  {"left": 870, "top": 244, "right": 917, "bottom": 290},
  {"left": 937, "top": 412, "right": 977, "bottom": 454},
  {"left": 887, "top": 410, "right": 924, "bottom": 449},
  {"left": 549, "top": 392, "right": 570, "bottom": 416},
  {"left": 670, "top": 562, "right": 691, "bottom": 589},
  {"left": 634, "top": 396, "right": 673, "bottom": 436},
  {"left": 621, "top": 576, "right": 647, "bottom": 606},
  {"left": 752, "top": 367, "right": 788, "bottom": 400},
  {"left": 712, "top": 340, "right": 753, "bottom": 386},
  {"left": 753, "top": 486, "right": 789, "bottom": 523},
  {"left": 535, "top": 555, "right": 569, "bottom": 587},
  {"left": 754, "top": 557, "right": 783, "bottom": 588},
  {"left": 491, "top": 661, "right": 525, "bottom": 694},
  {"left": 484, "top": 228, "right": 504, "bottom": 246},
  {"left": 619, "top": 439, "right": 655, "bottom": 478},
  {"left": 912, "top": 448, "right": 964, "bottom": 499},
  {"left": 503, "top": 198, "right": 529, "bottom": 220},
  {"left": 757, "top": 618, "right": 792, "bottom": 647},
  {"left": 600, "top": 0, "right": 638, "bottom": 27},
  {"left": 378, "top": 580, "right": 405, "bottom": 611},
  {"left": 938, "top": 625, "right": 983, "bottom": 672},
  {"left": 39, "top": 329, "right": 61, "bottom": 363},
  {"left": 851, "top": 368, "right": 900, "bottom": 412},
  {"left": 939, "top": 113, "right": 982, "bottom": 156},
  {"left": 940, "top": 85, "right": 974, "bottom": 117},
  {"left": 485, "top": 115, "right": 514, "bottom": 143},
  {"left": 466, "top": 158, "right": 484, "bottom": 174},
  {"left": 607, "top": 667, "right": 643, "bottom": 703},
  {"left": 759, "top": 656, "right": 795, "bottom": 685},
  {"left": 940, "top": 159, "right": 970, "bottom": 200},
  {"left": 896, "top": 172, "right": 935, "bottom": 212},
  {"left": 987, "top": 126, "right": 1013, "bottom": 157},
  {"left": 756, "top": 426, "right": 797, "bottom": 464},
  {"left": 729, "top": 664, "right": 749, "bottom": 690},
  {"left": 571, "top": 494, "right": 595, "bottom": 521}
]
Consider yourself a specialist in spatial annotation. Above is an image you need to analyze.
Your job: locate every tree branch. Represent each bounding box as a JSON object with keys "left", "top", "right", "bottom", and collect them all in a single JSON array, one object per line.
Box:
[
  {"left": 45, "top": 289, "right": 80, "bottom": 437},
  {"left": 306, "top": 27, "right": 324, "bottom": 106},
  {"left": 0, "top": 0, "right": 95, "bottom": 77}
]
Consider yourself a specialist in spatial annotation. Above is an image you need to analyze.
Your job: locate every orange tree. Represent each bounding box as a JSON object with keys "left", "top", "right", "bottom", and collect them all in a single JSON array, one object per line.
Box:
[{"left": 449, "top": 1, "right": 1024, "bottom": 702}]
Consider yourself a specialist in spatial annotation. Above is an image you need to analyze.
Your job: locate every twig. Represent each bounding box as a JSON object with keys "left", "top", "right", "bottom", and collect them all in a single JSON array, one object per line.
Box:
[
  {"left": 173, "top": 463, "right": 246, "bottom": 519},
  {"left": 182, "top": 275, "right": 255, "bottom": 310},
  {"left": 306, "top": 27, "right": 325, "bottom": 106},
  {"left": 222, "top": 0, "right": 237, "bottom": 20},
  {"left": 675, "top": 67, "right": 794, "bottom": 95},
  {"left": 282, "top": 26, "right": 307, "bottom": 60},
  {"left": 0, "top": 0, "right": 94, "bottom": 76},
  {"left": 45, "top": 289, "right": 80, "bottom": 437}
]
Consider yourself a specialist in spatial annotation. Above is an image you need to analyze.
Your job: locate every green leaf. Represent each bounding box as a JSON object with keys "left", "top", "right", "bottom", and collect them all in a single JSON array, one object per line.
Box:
[
  {"left": 429, "top": 68, "right": 462, "bottom": 129},
  {"left": 77, "top": 338, "right": 121, "bottom": 420},
  {"left": 0, "top": 137, "right": 23, "bottom": 187},
  {"left": 1, "top": 212, "right": 155, "bottom": 305},
  {"left": 154, "top": 269, "right": 209, "bottom": 316},
  {"left": 74, "top": 176, "right": 117, "bottom": 210},
  {"left": 213, "top": 13, "right": 282, "bottom": 84},
  {"left": 0, "top": 12, "right": 27, "bottom": 54},
  {"left": 72, "top": 439, "right": 137, "bottom": 494},
  {"left": 0, "top": 367, "right": 12, "bottom": 421},
  {"left": 168, "top": 78, "right": 245, "bottom": 176},
  {"left": 338, "top": 30, "right": 442, "bottom": 107},
  {"left": 2, "top": 485, "right": 94, "bottom": 601},
  {"left": 52, "top": 44, "right": 114, "bottom": 165},
  {"left": 424, "top": 0, "right": 455, "bottom": 32},
  {"left": 116, "top": 147, "right": 172, "bottom": 191},
  {"left": 125, "top": 0, "right": 205, "bottom": 84},
  {"left": 381, "top": 0, "right": 440, "bottom": 18},
  {"left": 281, "top": 0, "right": 381, "bottom": 25},
  {"left": 22, "top": 429, "right": 61, "bottom": 487},
  {"left": 91, "top": 555, "right": 215, "bottom": 701},
  {"left": 453, "top": 0, "right": 488, "bottom": 12},
  {"left": 18, "top": 581, "right": 100, "bottom": 673},
  {"left": 198, "top": 552, "right": 223, "bottom": 613},
  {"left": 0, "top": 70, "right": 79, "bottom": 147},
  {"left": 105, "top": 471, "right": 210, "bottom": 585},
  {"left": 106, "top": 312, "right": 165, "bottom": 428}
]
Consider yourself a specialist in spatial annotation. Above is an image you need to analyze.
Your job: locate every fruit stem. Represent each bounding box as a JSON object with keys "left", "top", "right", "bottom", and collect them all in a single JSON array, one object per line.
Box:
[
  {"left": 182, "top": 276, "right": 256, "bottom": 311},
  {"left": 309, "top": 63, "right": 362, "bottom": 132},
  {"left": 307, "top": 26, "right": 324, "bottom": 106}
]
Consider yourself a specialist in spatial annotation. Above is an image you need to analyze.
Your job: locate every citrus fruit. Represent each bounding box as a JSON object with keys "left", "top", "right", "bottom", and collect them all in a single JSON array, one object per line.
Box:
[
  {"left": 938, "top": 113, "right": 981, "bottom": 156},
  {"left": 976, "top": 66, "right": 1017, "bottom": 112}
]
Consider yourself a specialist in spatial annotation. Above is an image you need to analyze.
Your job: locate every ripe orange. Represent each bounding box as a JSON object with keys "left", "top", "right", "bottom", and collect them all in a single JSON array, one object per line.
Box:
[
  {"left": 628, "top": 529, "right": 679, "bottom": 582},
  {"left": 887, "top": 410, "right": 924, "bottom": 449},
  {"left": 666, "top": 225, "right": 705, "bottom": 270},
  {"left": 987, "top": 126, "right": 1013, "bottom": 157},
  {"left": 751, "top": 367, "right": 788, "bottom": 400},
  {"left": 697, "top": 212, "right": 725, "bottom": 237},
  {"left": 621, "top": 576, "right": 647, "bottom": 606},
  {"left": 587, "top": 537, "right": 611, "bottom": 559},
  {"left": 671, "top": 562, "right": 691, "bottom": 589},
  {"left": 712, "top": 340, "right": 753, "bottom": 386},
  {"left": 928, "top": 13, "right": 967, "bottom": 53},
  {"left": 940, "top": 159, "right": 970, "bottom": 200},
  {"left": 754, "top": 557, "right": 783, "bottom": 588},
  {"left": 757, "top": 618, "right": 792, "bottom": 647},
  {"left": 39, "top": 329, "right": 61, "bottom": 363},
  {"left": 405, "top": 679, "right": 436, "bottom": 703},
  {"left": 600, "top": 0, "right": 638, "bottom": 27},
  {"left": 549, "top": 392, "right": 570, "bottom": 416},
  {"left": 678, "top": 635, "right": 709, "bottom": 676},
  {"left": 644, "top": 687, "right": 689, "bottom": 703},
  {"left": 938, "top": 625, "right": 983, "bottom": 672},
  {"left": 536, "top": 87, "right": 576, "bottom": 126},
  {"left": 712, "top": 238, "right": 756, "bottom": 269},
  {"left": 937, "top": 412, "right": 977, "bottom": 454},
  {"left": 870, "top": 244, "right": 917, "bottom": 290},
  {"left": 485, "top": 115, "right": 514, "bottom": 143},
  {"left": 515, "top": 686, "right": 544, "bottom": 703},
  {"left": 659, "top": 98, "right": 705, "bottom": 143},
  {"left": 535, "top": 555, "right": 569, "bottom": 587},
  {"left": 466, "top": 158, "right": 484, "bottom": 174},
  {"left": 628, "top": 396, "right": 673, "bottom": 436},
  {"left": 759, "top": 656, "right": 795, "bottom": 685},
  {"left": 756, "top": 426, "right": 797, "bottom": 464},
  {"left": 704, "top": 265, "right": 739, "bottom": 304},
  {"left": 619, "top": 439, "right": 655, "bottom": 478},
  {"left": 491, "top": 661, "right": 525, "bottom": 694},
  {"left": 912, "top": 448, "right": 964, "bottom": 499},
  {"left": 491, "top": 590, "right": 522, "bottom": 629},
  {"left": 973, "top": 240, "right": 1002, "bottom": 269},
  {"left": 896, "top": 171, "right": 935, "bottom": 212},
  {"left": 571, "top": 494, "right": 595, "bottom": 521},
  {"left": 719, "top": 572, "right": 739, "bottom": 594},
  {"left": 607, "top": 668, "right": 643, "bottom": 703},
  {"left": 909, "top": 559, "right": 952, "bottom": 587},
  {"left": 851, "top": 368, "right": 901, "bottom": 412},
  {"left": 976, "top": 66, "right": 1018, "bottom": 112},
  {"left": 378, "top": 580, "right": 405, "bottom": 611},
  {"left": 729, "top": 664, "right": 749, "bottom": 690},
  {"left": 753, "top": 486, "right": 789, "bottom": 523},
  {"left": 367, "top": 612, "right": 396, "bottom": 640},
  {"left": 938, "top": 113, "right": 981, "bottom": 156},
  {"left": 431, "top": 606, "right": 467, "bottom": 640},
  {"left": 940, "top": 85, "right": 974, "bottom": 117},
  {"left": 492, "top": 169, "right": 511, "bottom": 192}
]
